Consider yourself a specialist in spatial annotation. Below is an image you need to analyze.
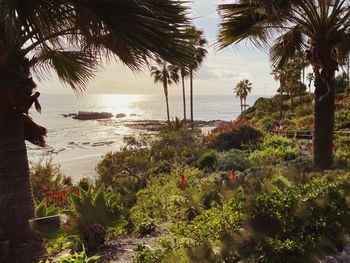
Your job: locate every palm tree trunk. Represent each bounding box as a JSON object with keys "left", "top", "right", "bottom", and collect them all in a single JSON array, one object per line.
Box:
[
  {"left": 0, "top": 112, "right": 44, "bottom": 262},
  {"left": 313, "top": 73, "right": 335, "bottom": 169},
  {"left": 163, "top": 81, "right": 170, "bottom": 124},
  {"left": 239, "top": 97, "right": 242, "bottom": 114},
  {"left": 280, "top": 84, "right": 283, "bottom": 120},
  {"left": 181, "top": 71, "right": 186, "bottom": 121},
  {"left": 190, "top": 68, "right": 194, "bottom": 129}
]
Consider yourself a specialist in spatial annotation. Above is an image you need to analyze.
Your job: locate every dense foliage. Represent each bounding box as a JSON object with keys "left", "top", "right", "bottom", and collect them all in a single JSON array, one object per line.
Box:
[{"left": 30, "top": 118, "right": 350, "bottom": 262}]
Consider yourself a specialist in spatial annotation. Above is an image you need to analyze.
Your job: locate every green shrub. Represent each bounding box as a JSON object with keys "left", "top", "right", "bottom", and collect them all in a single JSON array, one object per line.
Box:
[
  {"left": 249, "top": 134, "right": 300, "bottom": 165},
  {"left": 247, "top": 174, "right": 350, "bottom": 263},
  {"left": 210, "top": 125, "right": 262, "bottom": 151},
  {"left": 77, "top": 177, "right": 94, "bottom": 191},
  {"left": 216, "top": 149, "right": 250, "bottom": 172},
  {"left": 196, "top": 150, "right": 218, "bottom": 171},
  {"left": 171, "top": 195, "right": 244, "bottom": 245},
  {"left": 134, "top": 245, "right": 164, "bottom": 263},
  {"left": 151, "top": 129, "right": 204, "bottom": 165},
  {"left": 334, "top": 135, "right": 350, "bottom": 163},
  {"left": 30, "top": 160, "right": 71, "bottom": 203},
  {"left": 335, "top": 109, "right": 350, "bottom": 129},
  {"left": 96, "top": 148, "right": 150, "bottom": 206}
]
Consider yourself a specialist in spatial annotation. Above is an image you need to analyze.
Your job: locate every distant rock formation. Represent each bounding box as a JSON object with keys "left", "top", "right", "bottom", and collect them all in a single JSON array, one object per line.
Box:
[
  {"left": 116, "top": 113, "right": 127, "bottom": 118},
  {"left": 71, "top": 111, "right": 113, "bottom": 120}
]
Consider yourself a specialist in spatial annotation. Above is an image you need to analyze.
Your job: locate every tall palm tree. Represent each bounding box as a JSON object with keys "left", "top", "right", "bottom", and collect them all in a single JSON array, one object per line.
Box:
[
  {"left": 187, "top": 27, "right": 207, "bottom": 129},
  {"left": 151, "top": 59, "right": 180, "bottom": 124},
  {"left": 180, "top": 67, "right": 189, "bottom": 120},
  {"left": 272, "top": 68, "right": 287, "bottom": 120},
  {"left": 0, "top": 1, "right": 194, "bottom": 260},
  {"left": 234, "top": 81, "right": 245, "bottom": 114},
  {"left": 241, "top": 79, "right": 253, "bottom": 112},
  {"left": 218, "top": 0, "right": 350, "bottom": 169}
]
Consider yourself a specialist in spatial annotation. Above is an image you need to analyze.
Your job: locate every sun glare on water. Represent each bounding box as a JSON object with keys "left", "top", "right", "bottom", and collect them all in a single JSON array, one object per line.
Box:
[{"left": 95, "top": 94, "right": 147, "bottom": 116}]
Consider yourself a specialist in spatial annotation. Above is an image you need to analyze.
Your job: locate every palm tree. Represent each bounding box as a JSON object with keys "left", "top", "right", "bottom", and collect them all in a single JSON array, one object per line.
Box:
[
  {"left": 218, "top": 0, "right": 350, "bottom": 169},
  {"left": 151, "top": 59, "right": 180, "bottom": 124},
  {"left": 234, "top": 79, "right": 252, "bottom": 116},
  {"left": 241, "top": 79, "right": 253, "bottom": 112},
  {"left": 234, "top": 82, "right": 245, "bottom": 114},
  {"left": 272, "top": 68, "right": 287, "bottom": 120},
  {"left": 0, "top": 1, "right": 193, "bottom": 260},
  {"left": 180, "top": 67, "right": 189, "bottom": 120},
  {"left": 187, "top": 27, "right": 208, "bottom": 129}
]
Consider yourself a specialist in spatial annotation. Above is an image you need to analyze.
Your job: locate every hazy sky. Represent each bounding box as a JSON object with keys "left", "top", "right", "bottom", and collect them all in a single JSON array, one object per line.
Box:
[{"left": 37, "top": 0, "right": 278, "bottom": 96}]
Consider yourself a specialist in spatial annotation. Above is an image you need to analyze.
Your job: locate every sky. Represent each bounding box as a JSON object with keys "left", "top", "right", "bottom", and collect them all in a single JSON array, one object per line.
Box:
[{"left": 37, "top": 0, "right": 278, "bottom": 96}]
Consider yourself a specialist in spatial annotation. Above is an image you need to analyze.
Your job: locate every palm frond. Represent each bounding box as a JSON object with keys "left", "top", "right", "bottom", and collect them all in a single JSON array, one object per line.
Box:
[
  {"left": 72, "top": 0, "right": 195, "bottom": 68},
  {"left": 218, "top": 3, "right": 271, "bottom": 49},
  {"left": 270, "top": 26, "right": 305, "bottom": 69},
  {"left": 33, "top": 48, "right": 101, "bottom": 92}
]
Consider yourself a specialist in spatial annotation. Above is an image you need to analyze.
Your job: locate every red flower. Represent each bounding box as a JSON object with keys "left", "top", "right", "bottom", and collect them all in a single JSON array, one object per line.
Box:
[
  {"left": 333, "top": 146, "right": 337, "bottom": 153},
  {"left": 74, "top": 190, "right": 80, "bottom": 196},
  {"left": 229, "top": 169, "right": 237, "bottom": 183},
  {"left": 179, "top": 175, "right": 187, "bottom": 188}
]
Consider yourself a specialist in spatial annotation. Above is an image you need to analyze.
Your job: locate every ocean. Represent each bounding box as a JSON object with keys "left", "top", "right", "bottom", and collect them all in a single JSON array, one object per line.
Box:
[{"left": 27, "top": 94, "right": 264, "bottom": 181}]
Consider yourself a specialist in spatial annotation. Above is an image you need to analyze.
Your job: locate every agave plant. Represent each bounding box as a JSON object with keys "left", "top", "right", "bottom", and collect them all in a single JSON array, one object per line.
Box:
[{"left": 67, "top": 187, "right": 126, "bottom": 251}]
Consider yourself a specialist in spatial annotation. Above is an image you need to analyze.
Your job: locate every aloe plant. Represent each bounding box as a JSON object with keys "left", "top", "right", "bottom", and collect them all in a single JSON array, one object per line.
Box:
[
  {"left": 35, "top": 198, "right": 60, "bottom": 218},
  {"left": 69, "top": 187, "right": 127, "bottom": 250}
]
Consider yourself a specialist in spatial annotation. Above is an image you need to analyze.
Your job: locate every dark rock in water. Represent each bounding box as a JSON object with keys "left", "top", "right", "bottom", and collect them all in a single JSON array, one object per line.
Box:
[
  {"left": 62, "top": 113, "right": 77, "bottom": 118},
  {"left": 116, "top": 113, "right": 127, "bottom": 118},
  {"left": 73, "top": 111, "right": 113, "bottom": 120}
]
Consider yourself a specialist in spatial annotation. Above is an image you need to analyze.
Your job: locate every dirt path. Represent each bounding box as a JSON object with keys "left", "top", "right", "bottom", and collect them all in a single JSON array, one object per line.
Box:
[{"left": 96, "top": 232, "right": 167, "bottom": 263}]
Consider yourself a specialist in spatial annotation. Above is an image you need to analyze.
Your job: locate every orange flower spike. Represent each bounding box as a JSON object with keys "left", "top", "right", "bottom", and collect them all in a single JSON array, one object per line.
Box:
[
  {"left": 229, "top": 169, "right": 237, "bottom": 183},
  {"left": 179, "top": 174, "right": 187, "bottom": 188}
]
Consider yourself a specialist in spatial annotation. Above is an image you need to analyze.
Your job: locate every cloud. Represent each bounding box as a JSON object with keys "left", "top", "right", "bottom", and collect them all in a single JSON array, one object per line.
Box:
[{"left": 197, "top": 66, "right": 253, "bottom": 80}]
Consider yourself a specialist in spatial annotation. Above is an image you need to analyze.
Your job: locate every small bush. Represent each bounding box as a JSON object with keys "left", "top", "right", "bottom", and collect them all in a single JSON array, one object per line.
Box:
[
  {"left": 335, "top": 109, "right": 350, "bottom": 129},
  {"left": 134, "top": 245, "right": 164, "bottom": 263},
  {"left": 334, "top": 135, "right": 350, "bottom": 163},
  {"left": 209, "top": 125, "right": 262, "bottom": 151},
  {"left": 30, "top": 160, "right": 70, "bottom": 203},
  {"left": 196, "top": 150, "right": 218, "bottom": 171},
  {"left": 96, "top": 148, "right": 150, "bottom": 207},
  {"left": 216, "top": 149, "right": 250, "bottom": 172},
  {"left": 249, "top": 134, "right": 300, "bottom": 165}
]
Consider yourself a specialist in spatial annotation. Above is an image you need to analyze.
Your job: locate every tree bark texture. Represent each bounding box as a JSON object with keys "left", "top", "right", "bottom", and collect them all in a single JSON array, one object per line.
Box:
[
  {"left": 312, "top": 74, "right": 335, "bottom": 169},
  {"left": 0, "top": 113, "right": 44, "bottom": 262}
]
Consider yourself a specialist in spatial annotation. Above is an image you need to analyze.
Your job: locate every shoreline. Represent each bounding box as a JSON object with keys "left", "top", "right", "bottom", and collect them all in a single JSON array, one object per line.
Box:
[{"left": 28, "top": 119, "right": 228, "bottom": 182}]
